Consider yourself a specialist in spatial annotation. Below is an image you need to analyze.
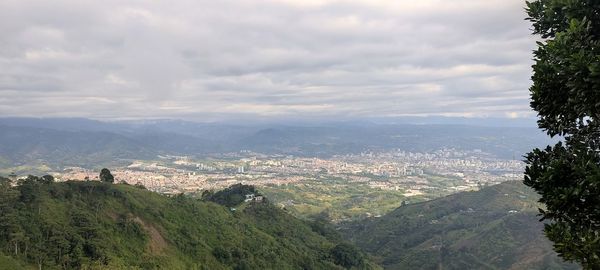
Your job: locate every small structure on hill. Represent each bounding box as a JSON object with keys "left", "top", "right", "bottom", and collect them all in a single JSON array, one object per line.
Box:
[{"left": 244, "top": 194, "right": 264, "bottom": 202}]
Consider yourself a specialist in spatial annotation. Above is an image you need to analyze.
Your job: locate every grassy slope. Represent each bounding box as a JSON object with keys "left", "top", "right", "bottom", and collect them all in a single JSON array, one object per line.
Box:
[
  {"left": 259, "top": 179, "right": 408, "bottom": 222},
  {"left": 342, "top": 181, "right": 580, "bottom": 270},
  {"left": 0, "top": 181, "right": 379, "bottom": 269}
]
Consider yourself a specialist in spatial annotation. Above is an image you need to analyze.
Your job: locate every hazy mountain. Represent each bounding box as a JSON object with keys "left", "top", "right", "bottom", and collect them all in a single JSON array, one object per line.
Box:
[
  {"left": 364, "top": 116, "right": 539, "bottom": 128},
  {"left": 341, "top": 181, "right": 578, "bottom": 270},
  {"left": 0, "top": 118, "right": 555, "bottom": 170},
  {"left": 0, "top": 125, "right": 154, "bottom": 168},
  {"left": 236, "top": 124, "right": 553, "bottom": 158}
]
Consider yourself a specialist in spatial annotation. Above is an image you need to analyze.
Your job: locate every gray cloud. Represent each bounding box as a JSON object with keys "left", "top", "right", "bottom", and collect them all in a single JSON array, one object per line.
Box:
[{"left": 0, "top": 0, "right": 536, "bottom": 120}]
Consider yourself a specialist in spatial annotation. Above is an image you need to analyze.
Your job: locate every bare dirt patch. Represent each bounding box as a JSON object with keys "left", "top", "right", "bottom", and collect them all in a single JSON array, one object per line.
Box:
[{"left": 132, "top": 216, "right": 168, "bottom": 254}]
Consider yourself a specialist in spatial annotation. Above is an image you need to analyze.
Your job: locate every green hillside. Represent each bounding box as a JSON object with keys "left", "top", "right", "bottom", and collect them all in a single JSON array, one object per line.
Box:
[
  {"left": 341, "top": 181, "right": 580, "bottom": 270},
  {"left": 0, "top": 177, "right": 379, "bottom": 270}
]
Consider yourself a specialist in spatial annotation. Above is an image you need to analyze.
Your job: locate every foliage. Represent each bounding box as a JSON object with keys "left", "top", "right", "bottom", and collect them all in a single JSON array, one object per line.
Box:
[
  {"left": 203, "top": 183, "right": 257, "bottom": 207},
  {"left": 0, "top": 178, "right": 380, "bottom": 269},
  {"left": 525, "top": 0, "right": 600, "bottom": 268},
  {"left": 99, "top": 168, "right": 114, "bottom": 183},
  {"left": 343, "top": 182, "right": 578, "bottom": 270},
  {"left": 330, "top": 243, "right": 365, "bottom": 269},
  {"left": 0, "top": 253, "right": 30, "bottom": 270}
]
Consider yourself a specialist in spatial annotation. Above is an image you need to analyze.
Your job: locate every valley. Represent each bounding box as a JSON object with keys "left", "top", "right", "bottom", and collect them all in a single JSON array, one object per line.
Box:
[
  {"left": 0, "top": 118, "right": 579, "bottom": 269},
  {"left": 12, "top": 148, "right": 523, "bottom": 222},
  {"left": 341, "top": 181, "right": 579, "bottom": 269}
]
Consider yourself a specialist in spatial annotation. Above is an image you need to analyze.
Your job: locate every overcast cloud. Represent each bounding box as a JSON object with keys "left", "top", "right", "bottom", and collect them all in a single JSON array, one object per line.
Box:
[{"left": 0, "top": 0, "right": 536, "bottom": 121}]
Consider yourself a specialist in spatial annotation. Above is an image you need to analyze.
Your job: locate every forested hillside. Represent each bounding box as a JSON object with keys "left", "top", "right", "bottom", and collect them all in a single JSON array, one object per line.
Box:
[
  {"left": 0, "top": 177, "right": 378, "bottom": 269},
  {"left": 342, "top": 181, "right": 579, "bottom": 270}
]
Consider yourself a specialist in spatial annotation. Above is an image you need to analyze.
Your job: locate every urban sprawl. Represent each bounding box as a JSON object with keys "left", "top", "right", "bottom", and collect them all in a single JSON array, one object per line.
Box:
[{"left": 54, "top": 148, "right": 523, "bottom": 197}]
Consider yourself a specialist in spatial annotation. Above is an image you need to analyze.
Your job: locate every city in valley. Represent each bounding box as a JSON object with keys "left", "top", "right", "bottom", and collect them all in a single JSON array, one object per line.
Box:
[
  {"left": 45, "top": 148, "right": 524, "bottom": 221},
  {"left": 57, "top": 149, "right": 522, "bottom": 194}
]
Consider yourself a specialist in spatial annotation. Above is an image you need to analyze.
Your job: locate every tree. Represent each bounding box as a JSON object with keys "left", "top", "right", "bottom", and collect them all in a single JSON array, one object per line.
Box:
[
  {"left": 0, "top": 177, "right": 20, "bottom": 252},
  {"left": 18, "top": 176, "right": 41, "bottom": 203},
  {"left": 40, "top": 175, "right": 54, "bottom": 184},
  {"left": 204, "top": 184, "right": 257, "bottom": 207},
  {"left": 99, "top": 169, "right": 114, "bottom": 183},
  {"left": 330, "top": 243, "right": 364, "bottom": 269},
  {"left": 524, "top": 0, "right": 600, "bottom": 268}
]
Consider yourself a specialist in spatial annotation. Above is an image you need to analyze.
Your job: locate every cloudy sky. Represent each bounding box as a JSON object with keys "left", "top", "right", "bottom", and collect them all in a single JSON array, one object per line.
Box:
[{"left": 0, "top": 0, "right": 536, "bottom": 121}]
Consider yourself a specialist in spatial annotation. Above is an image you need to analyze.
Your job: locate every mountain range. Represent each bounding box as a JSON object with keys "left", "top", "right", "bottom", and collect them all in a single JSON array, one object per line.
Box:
[{"left": 0, "top": 117, "right": 554, "bottom": 171}]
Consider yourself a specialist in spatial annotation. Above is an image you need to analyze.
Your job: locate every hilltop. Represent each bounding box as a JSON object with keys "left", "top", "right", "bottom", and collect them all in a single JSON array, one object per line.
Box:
[
  {"left": 0, "top": 177, "right": 379, "bottom": 269},
  {"left": 341, "top": 181, "right": 579, "bottom": 270}
]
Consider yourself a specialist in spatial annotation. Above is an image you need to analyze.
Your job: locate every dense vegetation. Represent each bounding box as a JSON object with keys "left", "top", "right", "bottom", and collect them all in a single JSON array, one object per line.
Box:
[
  {"left": 524, "top": 0, "right": 600, "bottom": 268},
  {"left": 202, "top": 184, "right": 259, "bottom": 207},
  {"left": 341, "top": 181, "right": 579, "bottom": 270},
  {"left": 0, "top": 176, "right": 378, "bottom": 269}
]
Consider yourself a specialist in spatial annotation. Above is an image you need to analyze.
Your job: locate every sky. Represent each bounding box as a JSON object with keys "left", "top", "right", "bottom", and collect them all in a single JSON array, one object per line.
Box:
[{"left": 0, "top": 0, "right": 537, "bottom": 121}]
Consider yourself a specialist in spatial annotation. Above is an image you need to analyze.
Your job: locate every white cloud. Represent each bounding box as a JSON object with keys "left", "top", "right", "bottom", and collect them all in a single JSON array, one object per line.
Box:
[{"left": 0, "top": 0, "right": 536, "bottom": 120}]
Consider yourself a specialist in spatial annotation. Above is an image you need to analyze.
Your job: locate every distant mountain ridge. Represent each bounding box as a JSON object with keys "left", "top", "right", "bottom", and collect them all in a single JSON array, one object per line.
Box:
[
  {"left": 0, "top": 117, "right": 554, "bottom": 170},
  {"left": 0, "top": 125, "right": 155, "bottom": 168}
]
